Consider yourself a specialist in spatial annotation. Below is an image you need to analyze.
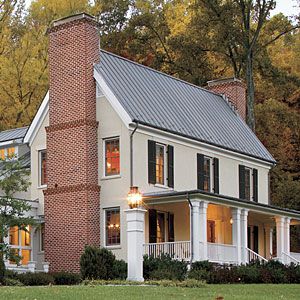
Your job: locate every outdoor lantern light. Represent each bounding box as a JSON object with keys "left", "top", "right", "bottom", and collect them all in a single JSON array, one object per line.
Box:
[
  {"left": 127, "top": 186, "right": 142, "bottom": 209},
  {"left": 230, "top": 218, "right": 233, "bottom": 225}
]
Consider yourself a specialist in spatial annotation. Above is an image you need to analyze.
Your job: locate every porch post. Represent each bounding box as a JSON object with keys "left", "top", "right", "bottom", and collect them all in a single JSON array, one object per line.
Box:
[
  {"left": 284, "top": 217, "right": 291, "bottom": 263},
  {"left": 264, "top": 225, "right": 273, "bottom": 259},
  {"left": 275, "top": 216, "right": 285, "bottom": 263},
  {"left": 191, "top": 200, "right": 200, "bottom": 261},
  {"left": 232, "top": 208, "right": 242, "bottom": 264},
  {"left": 199, "top": 201, "right": 208, "bottom": 261},
  {"left": 125, "top": 208, "right": 146, "bottom": 282},
  {"left": 240, "top": 209, "right": 248, "bottom": 264}
]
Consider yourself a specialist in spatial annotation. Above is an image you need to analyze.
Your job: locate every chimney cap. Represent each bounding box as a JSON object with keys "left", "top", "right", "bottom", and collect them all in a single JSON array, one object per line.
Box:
[
  {"left": 207, "top": 77, "right": 243, "bottom": 87},
  {"left": 51, "top": 12, "right": 96, "bottom": 28}
]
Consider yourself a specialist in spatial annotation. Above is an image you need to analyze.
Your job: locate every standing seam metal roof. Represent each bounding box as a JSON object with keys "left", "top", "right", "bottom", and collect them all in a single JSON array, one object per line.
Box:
[
  {"left": 0, "top": 127, "right": 28, "bottom": 143},
  {"left": 95, "top": 50, "right": 275, "bottom": 163}
]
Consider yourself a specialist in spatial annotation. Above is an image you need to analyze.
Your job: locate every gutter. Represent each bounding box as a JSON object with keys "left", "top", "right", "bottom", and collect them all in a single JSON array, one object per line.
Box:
[
  {"left": 130, "top": 122, "right": 139, "bottom": 187},
  {"left": 186, "top": 192, "right": 193, "bottom": 264}
]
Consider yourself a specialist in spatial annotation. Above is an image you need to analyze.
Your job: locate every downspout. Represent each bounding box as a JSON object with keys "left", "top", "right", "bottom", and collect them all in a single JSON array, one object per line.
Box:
[
  {"left": 130, "top": 122, "right": 139, "bottom": 187},
  {"left": 187, "top": 193, "right": 193, "bottom": 264}
]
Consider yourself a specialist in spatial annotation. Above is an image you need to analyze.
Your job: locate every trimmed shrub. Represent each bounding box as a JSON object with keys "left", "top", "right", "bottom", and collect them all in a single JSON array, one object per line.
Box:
[
  {"left": 80, "top": 246, "right": 127, "bottom": 280},
  {"left": 112, "top": 259, "right": 127, "bottom": 280},
  {"left": 17, "top": 272, "right": 54, "bottom": 286},
  {"left": 188, "top": 261, "right": 214, "bottom": 281},
  {"left": 237, "top": 264, "right": 261, "bottom": 283},
  {"left": 51, "top": 272, "right": 82, "bottom": 285},
  {"left": 3, "top": 278, "right": 24, "bottom": 286},
  {"left": 143, "top": 254, "right": 188, "bottom": 281}
]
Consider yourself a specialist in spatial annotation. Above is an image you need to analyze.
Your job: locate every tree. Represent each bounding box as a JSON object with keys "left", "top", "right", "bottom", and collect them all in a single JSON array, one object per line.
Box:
[
  {"left": 0, "top": 154, "right": 33, "bottom": 283},
  {"left": 191, "top": 0, "right": 299, "bottom": 130}
]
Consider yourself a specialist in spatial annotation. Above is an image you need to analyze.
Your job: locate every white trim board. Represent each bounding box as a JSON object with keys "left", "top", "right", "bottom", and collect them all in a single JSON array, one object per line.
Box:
[{"left": 24, "top": 92, "right": 49, "bottom": 146}]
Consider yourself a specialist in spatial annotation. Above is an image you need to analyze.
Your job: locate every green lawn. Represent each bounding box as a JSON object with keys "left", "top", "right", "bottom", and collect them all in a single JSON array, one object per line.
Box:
[{"left": 0, "top": 284, "right": 299, "bottom": 300}]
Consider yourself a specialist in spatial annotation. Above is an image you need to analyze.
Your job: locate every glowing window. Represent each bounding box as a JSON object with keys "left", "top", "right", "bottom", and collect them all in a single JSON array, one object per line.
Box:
[
  {"left": 105, "top": 138, "right": 120, "bottom": 176},
  {"left": 106, "top": 208, "right": 120, "bottom": 246}
]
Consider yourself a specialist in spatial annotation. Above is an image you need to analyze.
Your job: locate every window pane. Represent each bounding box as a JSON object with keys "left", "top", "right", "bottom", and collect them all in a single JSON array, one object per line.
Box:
[
  {"left": 156, "top": 145, "right": 164, "bottom": 185},
  {"left": 245, "top": 169, "right": 251, "bottom": 201},
  {"left": 9, "top": 227, "right": 19, "bottom": 246},
  {"left": 106, "top": 209, "right": 120, "bottom": 246},
  {"left": 7, "top": 147, "right": 15, "bottom": 158},
  {"left": 21, "top": 249, "right": 31, "bottom": 265},
  {"left": 21, "top": 226, "right": 31, "bottom": 247},
  {"left": 40, "top": 223, "right": 45, "bottom": 251},
  {"left": 40, "top": 150, "right": 47, "bottom": 186},
  {"left": 105, "top": 139, "right": 120, "bottom": 176},
  {"left": 0, "top": 149, "right": 5, "bottom": 160},
  {"left": 156, "top": 213, "right": 165, "bottom": 243},
  {"left": 204, "top": 157, "right": 211, "bottom": 192}
]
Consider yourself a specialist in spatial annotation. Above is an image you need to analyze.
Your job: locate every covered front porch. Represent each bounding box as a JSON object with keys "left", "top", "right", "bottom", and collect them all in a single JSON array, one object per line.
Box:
[{"left": 143, "top": 191, "right": 300, "bottom": 265}]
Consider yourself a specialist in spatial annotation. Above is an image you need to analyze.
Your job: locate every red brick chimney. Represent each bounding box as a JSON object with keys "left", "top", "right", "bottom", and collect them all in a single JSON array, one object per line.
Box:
[
  {"left": 44, "top": 13, "right": 100, "bottom": 272},
  {"left": 207, "top": 78, "right": 247, "bottom": 121}
]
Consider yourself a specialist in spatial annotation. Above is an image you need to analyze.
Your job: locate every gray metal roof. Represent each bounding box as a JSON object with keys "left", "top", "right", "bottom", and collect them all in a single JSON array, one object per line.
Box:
[
  {"left": 0, "top": 127, "right": 28, "bottom": 143},
  {"left": 95, "top": 50, "right": 275, "bottom": 163}
]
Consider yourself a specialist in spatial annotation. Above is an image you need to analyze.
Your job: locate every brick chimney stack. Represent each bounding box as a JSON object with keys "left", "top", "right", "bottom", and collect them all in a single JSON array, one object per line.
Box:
[
  {"left": 207, "top": 78, "right": 247, "bottom": 121},
  {"left": 44, "top": 13, "right": 100, "bottom": 272}
]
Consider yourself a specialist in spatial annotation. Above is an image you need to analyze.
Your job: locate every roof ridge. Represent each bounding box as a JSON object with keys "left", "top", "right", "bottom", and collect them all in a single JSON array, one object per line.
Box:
[{"left": 99, "top": 49, "right": 223, "bottom": 99}]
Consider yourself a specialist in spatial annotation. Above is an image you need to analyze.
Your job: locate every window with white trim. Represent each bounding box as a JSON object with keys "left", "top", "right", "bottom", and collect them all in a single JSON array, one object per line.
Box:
[
  {"left": 203, "top": 156, "right": 213, "bottom": 192},
  {"left": 105, "top": 208, "right": 120, "bottom": 246},
  {"left": 155, "top": 143, "right": 166, "bottom": 185},
  {"left": 39, "top": 150, "right": 47, "bottom": 186},
  {"left": 104, "top": 138, "right": 120, "bottom": 177},
  {"left": 8, "top": 226, "right": 31, "bottom": 265},
  {"left": 0, "top": 146, "right": 18, "bottom": 160}
]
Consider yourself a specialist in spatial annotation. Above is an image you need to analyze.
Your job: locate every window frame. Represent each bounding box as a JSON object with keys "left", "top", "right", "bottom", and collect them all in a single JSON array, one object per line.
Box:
[
  {"left": 104, "top": 207, "right": 121, "bottom": 248},
  {"left": 244, "top": 167, "right": 252, "bottom": 201},
  {"left": 103, "top": 137, "right": 121, "bottom": 178},
  {"left": 38, "top": 149, "right": 47, "bottom": 188},
  {"left": 0, "top": 146, "right": 18, "bottom": 161},
  {"left": 155, "top": 143, "right": 168, "bottom": 187},
  {"left": 7, "top": 226, "right": 32, "bottom": 266},
  {"left": 203, "top": 156, "right": 213, "bottom": 192}
]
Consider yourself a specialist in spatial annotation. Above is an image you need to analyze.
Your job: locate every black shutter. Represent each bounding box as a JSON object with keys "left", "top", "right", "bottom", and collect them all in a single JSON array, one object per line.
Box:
[
  {"left": 148, "top": 140, "right": 156, "bottom": 184},
  {"left": 168, "top": 213, "right": 175, "bottom": 242},
  {"left": 167, "top": 145, "right": 174, "bottom": 188},
  {"left": 253, "top": 168, "right": 258, "bottom": 202},
  {"left": 253, "top": 226, "right": 259, "bottom": 253},
  {"left": 239, "top": 165, "right": 246, "bottom": 199},
  {"left": 213, "top": 158, "right": 219, "bottom": 194},
  {"left": 197, "top": 154, "right": 205, "bottom": 190},
  {"left": 149, "top": 209, "right": 157, "bottom": 243}
]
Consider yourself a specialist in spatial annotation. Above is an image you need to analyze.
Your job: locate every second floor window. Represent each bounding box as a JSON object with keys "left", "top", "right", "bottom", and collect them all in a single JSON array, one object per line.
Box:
[
  {"left": 104, "top": 138, "right": 120, "bottom": 176},
  {"left": 148, "top": 140, "right": 174, "bottom": 188},
  {"left": 239, "top": 165, "right": 258, "bottom": 202},
  {"left": 197, "top": 154, "right": 219, "bottom": 193},
  {"left": 39, "top": 150, "right": 47, "bottom": 186}
]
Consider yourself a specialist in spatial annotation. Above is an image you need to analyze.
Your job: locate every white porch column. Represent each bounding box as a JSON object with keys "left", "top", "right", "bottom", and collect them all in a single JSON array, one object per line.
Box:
[
  {"left": 240, "top": 209, "right": 249, "bottom": 264},
  {"left": 199, "top": 201, "right": 208, "bottom": 261},
  {"left": 125, "top": 208, "right": 146, "bottom": 282},
  {"left": 191, "top": 200, "right": 200, "bottom": 261},
  {"left": 264, "top": 225, "right": 273, "bottom": 259},
  {"left": 275, "top": 216, "right": 285, "bottom": 262},
  {"left": 270, "top": 227, "right": 273, "bottom": 257},
  {"left": 284, "top": 217, "right": 291, "bottom": 263},
  {"left": 232, "top": 208, "right": 242, "bottom": 264}
]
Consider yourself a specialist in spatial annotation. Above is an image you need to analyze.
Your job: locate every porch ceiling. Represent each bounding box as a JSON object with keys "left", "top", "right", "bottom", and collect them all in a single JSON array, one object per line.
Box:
[{"left": 143, "top": 190, "right": 300, "bottom": 222}]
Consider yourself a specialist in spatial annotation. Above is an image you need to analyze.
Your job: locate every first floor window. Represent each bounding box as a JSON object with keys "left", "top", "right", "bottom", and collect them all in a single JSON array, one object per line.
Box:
[
  {"left": 105, "top": 208, "right": 120, "bottom": 246},
  {"left": 40, "top": 223, "right": 45, "bottom": 252},
  {"left": 0, "top": 146, "right": 17, "bottom": 160},
  {"left": 104, "top": 138, "right": 120, "bottom": 176},
  {"left": 39, "top": 150, "right": 47, "bottom": 186},
  {"left": 9, "top": 226, "right": 31, "bottom": 265}
]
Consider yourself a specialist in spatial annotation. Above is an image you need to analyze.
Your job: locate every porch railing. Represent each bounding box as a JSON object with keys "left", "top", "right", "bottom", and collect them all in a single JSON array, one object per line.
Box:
[
  {"left": 143, "top": 241, "right": 191, "bottom": 261},
  {"left": 282, "top": 252, "right": 300, "bottom": 265},
  {"left": 207, "top": 242, "right": 237, "bottom": 264},
  {"left": 247, "top": 248, "right": 267, "bottom": 263},
  {"left": 290, "top": 252, "right": 300, "bottom": 263}
]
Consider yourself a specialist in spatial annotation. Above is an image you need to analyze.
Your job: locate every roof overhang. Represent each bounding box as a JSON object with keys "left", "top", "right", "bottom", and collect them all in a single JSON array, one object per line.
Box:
[
  {"left": 24, "top": 92, "right": 49, "bottom": 146},
  {"left": 143, "top": 190, "right": 300, "bottom": 221}
]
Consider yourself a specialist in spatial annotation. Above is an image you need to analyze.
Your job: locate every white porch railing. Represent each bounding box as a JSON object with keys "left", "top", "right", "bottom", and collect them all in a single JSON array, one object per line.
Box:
[
  {"left": 143, "top": 241, "right": 191, "bottom": 261},
  {"left": 290, "top": 252, "right": 300, "bottom": 262},
  {"left": 207, "top": 242, "right": 237, "bottom": 264},
  {"left": 282, "top": 252, "right": 300, "bottom": 265},
  {"left": 247, "top": 248, "right": 268, "bottom": 263}
]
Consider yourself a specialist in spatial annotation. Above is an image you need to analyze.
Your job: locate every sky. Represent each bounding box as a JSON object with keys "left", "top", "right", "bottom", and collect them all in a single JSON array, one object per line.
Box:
[{"left": 24, "top": 0, "right": 299, "bottom": 17}]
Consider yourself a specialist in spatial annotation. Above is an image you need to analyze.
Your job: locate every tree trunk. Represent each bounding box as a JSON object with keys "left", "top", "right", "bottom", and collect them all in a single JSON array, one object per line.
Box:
[
  {"left": 0, "top": 252, "right": 5, "bottom": 284},
  {"left": 246, "top": 50, "right": 255, "bottom": 131}
]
